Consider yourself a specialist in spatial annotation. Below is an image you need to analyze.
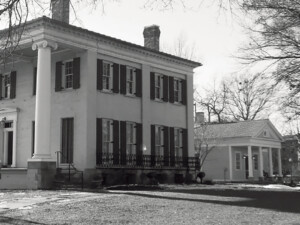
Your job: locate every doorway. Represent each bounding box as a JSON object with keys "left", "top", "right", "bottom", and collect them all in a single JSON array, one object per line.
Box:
[{"left": 244, "top": 156, "right": 249, "bottom": 179}]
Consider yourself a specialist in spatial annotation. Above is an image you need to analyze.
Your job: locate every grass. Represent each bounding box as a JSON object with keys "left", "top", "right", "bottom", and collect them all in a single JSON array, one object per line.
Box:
[{"left": 0, "top": 184, "right": 299, "bottom": 224}]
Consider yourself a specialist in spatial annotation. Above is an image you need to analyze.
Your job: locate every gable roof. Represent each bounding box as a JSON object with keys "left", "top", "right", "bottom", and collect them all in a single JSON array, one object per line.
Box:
[{"left": 198, "top": 119, "right": 283, "bottom": 141}]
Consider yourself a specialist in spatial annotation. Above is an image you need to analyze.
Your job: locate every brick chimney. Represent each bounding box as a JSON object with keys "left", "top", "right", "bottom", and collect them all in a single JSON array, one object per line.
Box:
[
  {"left": 143, "top": 25, "right": 160, "bottom": 51},
  {"left": 195, "top": 112, "right": 205, "bottom": 124},
  {"left": 51, "top": 0, "right": 70, "bottom": 23}
]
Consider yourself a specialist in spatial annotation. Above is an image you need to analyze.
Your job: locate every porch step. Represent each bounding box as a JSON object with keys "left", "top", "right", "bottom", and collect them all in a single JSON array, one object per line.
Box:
[{"left": 53, "top": 167, "right": 84, "bottom": 190}]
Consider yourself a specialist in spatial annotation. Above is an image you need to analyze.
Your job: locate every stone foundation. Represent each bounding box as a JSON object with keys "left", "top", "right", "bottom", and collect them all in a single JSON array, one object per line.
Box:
[{"left": 27, "top": 161, "right": 56, "bottom": 189}]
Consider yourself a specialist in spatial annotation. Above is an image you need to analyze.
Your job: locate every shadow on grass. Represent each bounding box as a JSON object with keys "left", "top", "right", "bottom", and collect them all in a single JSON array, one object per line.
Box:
[
  {"left": 117, "top": 188, "right": 300, "bottom": 214},
  {"left": 0, "top": 215, "right": 47, "bottom": 225}
]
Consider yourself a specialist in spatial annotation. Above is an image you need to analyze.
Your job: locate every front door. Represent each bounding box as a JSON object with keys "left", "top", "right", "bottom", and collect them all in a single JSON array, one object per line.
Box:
[
  {"left": 245, "top": 156, "right": 249, "bottom": 179},
  {"left": 7, "top": 131, "right": 13, "bottom": 166}
]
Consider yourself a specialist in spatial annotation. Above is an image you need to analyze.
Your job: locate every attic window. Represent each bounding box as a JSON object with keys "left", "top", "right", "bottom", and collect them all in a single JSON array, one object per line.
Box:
[{"left": 263, "top": 130, "right": 268, "bottom": 137}]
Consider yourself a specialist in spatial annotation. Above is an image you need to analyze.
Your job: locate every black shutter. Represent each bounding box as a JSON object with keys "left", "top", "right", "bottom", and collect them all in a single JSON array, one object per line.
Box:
[
  {"left": 120, "top": 65, "right": 126, "bottom": 94},
  {"left": 0, "top": 74, "right": 2, "bottom": 99},
  {"left": 97, "top": 59, "right": 103, "bottom": 90},
  {"left": 73, "top": 57, "right": 80, "bottom": 89},
  {"left": 163, "top": 126, "right": 169, "bottom": 166},
  {"left": 163, "top": 75, "right": 168, "bottom": 102},
  {"left": 182, "top": 128, "right": 188, "bottom": 166},
  {"left": 181, "top": 79, "right": 187, "bottom": 105},
  {"left": 113, "top": 63, "right": 119, "bottom": 93},
  {"left": 136, "top": 123, "right": 143, "bottom": 166},
  {"left": 55, "top": 61, "right": 62, "bottom": 92},
  {"left": 96, "top": 118, "right": 103, "bottom": 164},
  {"left": 120, "top": 121, "right": 127, "bottom": 165},
  {"left": 10, "top": 71, "right": 16, "bottom": 99},
  {"left": 150, "top": 72, "right": 155, "bottom": 100},
  {"left": 151, "top": 125, "right": 156, "bottom": 166},
  {"left": 33, "top": 67, "right": 37, "bottom": 95},
  {"left": 169, "top": 127, "right": 175, "bottom": 166},
  {"left": 32, "top": 121, "right": 35, "bottom": 157},
  {"left": 113, "top": 120, "right": 120, "bottom": 165},
  {"left": 169, "top": 76, "right": 174, "bottom": 103},
  {"left": 135, "top": 69, "right": 142, "bottom": 97}
]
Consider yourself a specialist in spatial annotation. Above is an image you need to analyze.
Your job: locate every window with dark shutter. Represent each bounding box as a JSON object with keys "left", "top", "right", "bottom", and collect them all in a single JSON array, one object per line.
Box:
[
  {"left": 10, "top": 71, "right": 16, "bottom": 99},
  {"left": 96, "top": 118, "right": 103, "bottom": 164},
  {"left": 169, "top": 76, "right": 174, "bottom": 103},
  {"left": 163, "top": 126, "right": 169, "bottom": 166},
  {"left": 113, "top": 120, "right": 120, "bottom": 165},
  {"left": 113, "top": 63, "right": 120, "bottom": 93},
  {"left": 32, "top": 121, "right": 35, "bottom": 157},
  {"left": 169, "top": 127, "right": 175, "bottom": 166},
  {"left": 73, "top": 57, "right": 80, "bottom": 89},
  {"left": 120, "top": 121, "right": 126, "bottom": 165},
  {"left": 163, "top": 75, "right": 169, "bottom": 102},
  {"left": 151, "top": 124, "right": 156, "bottom": 166},
  {"left": 150, "top": 72, "right": 155, "bottom": 100},
  {"left": 0, "top": 74, "right": 2, "bottom": 99},
  {"left": 135, "top": 69, "right": 142, "bottom": 97},
  {"left": 182, "top": 128, "right": 188, "bottom": 166},
  {"left": 55, "top": 61, "right": 62, "bottom": 92},
  {"left": 136, "top": 123, "right": 143, "bottom": 166},
  {"left": 33, "top": 67, "right": 37, "bottom": 95},
  {"left": 181, "top": 79, "right": 187, "bottom": 105},
  {"left": 120, "top": 65, "right": 126, "bottom": 95},
  {"left": 97, "top": 59, "right": 103, "bottom": 90},
  {"left": 61, "top": 118, "right": 74, "bottom": 163}
]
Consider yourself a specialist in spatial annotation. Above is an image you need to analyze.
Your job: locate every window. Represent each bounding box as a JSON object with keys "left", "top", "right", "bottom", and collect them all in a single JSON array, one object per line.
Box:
[
  {"left": 102, "top": 119, "right": 113, "bottom": 155},
  {"left": 174, "top": 78, "right": 182, "bottom": 103},
  {"left": 126, "top": 67, "right": 136, "bottom": 95},
  {"left": 174, "top": 128, "right": 182, "bottom": 158},
  {"left": 155, "top": 126, "right": 164, "bottom": 158},
  {"left": 235, "top": 152, "right": 241, "bottom": 170},
  {"left": 2, "top": 74, "right": 10, "bottom": 99},
  {"left": 55, "top": 58, "right": 80, "bottom": 92},
  {"left": 126, "top": 122, "right": 136, "bottom": 155},
  {"left": 253, "top": 154, "right": 258, "bottom": 170},
  {"left": 63, "top": 60, "right": 73, "bottom": 89},
  {"left": 102, "top": 61, "right": 113, "bottom": 91},
  {"left": 155, "top": 74, "right": 164, "bottom": 100},
  {"left": 61, "top": 118, "right": 74, "bottom": 163}
]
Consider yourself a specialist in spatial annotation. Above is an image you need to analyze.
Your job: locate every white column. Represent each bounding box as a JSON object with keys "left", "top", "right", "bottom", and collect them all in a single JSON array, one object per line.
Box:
[
  {"left": 259, "top": 146, "right": 264, "bottom": 178},
  {"left": 268, "top": 147, "right": 273, "bottom": 176},
  {"left": 248, "top": 146, "right": 253, "bottom": 178},
  {"left": 277, "top": 148, "right": 282, "bottom": 177},
  {"left": 32, "top": 41, "right": 57, "bottom": 160},
  {"left": 228, "top": 145, "right": 233, "bottom": 181}
]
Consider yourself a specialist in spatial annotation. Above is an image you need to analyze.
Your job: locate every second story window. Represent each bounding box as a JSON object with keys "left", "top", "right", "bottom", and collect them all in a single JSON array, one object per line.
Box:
[
  {"left": 55, "top": 58, "right": 80, "bottom": 92},
  {"left": 2, "top": 74, "right": 10, "bottom": 99},
  {"left": 0, "top": 71, "right": 16, "bottom": 100},
  {"left": 155, "top": 74, "right": 163, "bottom": 100},
  {"left": 174, "top": 79, "right": 182, "bottom": 103},
  {"left": 102, "top": 61, "right": 113, "bottom": 91},
  {"left": 63, "top": 60, "right": 73, "bottom": 89},
  {"left": 126, "top": 67, "right": 136, "bottom": 95}
]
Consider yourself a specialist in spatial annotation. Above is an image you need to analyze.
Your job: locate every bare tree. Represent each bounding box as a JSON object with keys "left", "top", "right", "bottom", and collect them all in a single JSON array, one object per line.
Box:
[
  {"left": 195, "top": 81, "right": 228, "bottom": 123},
  {"left": 224, "top": 73, "right": 276, "bottom": 121},
  {"left": 194, "top": 120, "right": 220, "bottom": 174}
]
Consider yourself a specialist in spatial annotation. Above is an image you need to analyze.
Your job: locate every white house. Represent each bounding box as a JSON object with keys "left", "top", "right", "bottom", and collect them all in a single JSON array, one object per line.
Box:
[
  {"left": 0, "top": 0, "right": 201, "bottom": 189},
  {"left": 195, "top": 119, "right": 283, "bottom": 182}
]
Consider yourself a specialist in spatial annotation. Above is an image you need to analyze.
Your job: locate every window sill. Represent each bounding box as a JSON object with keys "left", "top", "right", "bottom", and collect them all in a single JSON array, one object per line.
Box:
[
  {"left": 125, "top": 93, "right": 137, "bottom": 98},
  {"left": 99, "top": 89, "right": 114, "bottom": 94},
  {"left": 173, "top": 102, "right": 183, "bottom": 106},
  {"left": 153, "top": 98, "right": 164, "bottom": 103}
]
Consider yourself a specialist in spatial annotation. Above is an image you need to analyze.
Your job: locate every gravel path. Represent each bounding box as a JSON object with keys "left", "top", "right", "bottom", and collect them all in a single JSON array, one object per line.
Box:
[{"left": 0, "top": 184, "right": 299, "bottom": 225}]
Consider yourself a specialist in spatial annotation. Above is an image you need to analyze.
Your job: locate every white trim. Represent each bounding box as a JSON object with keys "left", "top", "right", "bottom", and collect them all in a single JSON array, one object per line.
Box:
[{"left": 228, "top": 146, "right": 233, "bottom": 180}]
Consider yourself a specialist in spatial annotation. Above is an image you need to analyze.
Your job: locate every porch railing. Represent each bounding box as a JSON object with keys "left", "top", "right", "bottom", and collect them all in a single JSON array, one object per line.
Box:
[{"left": 97, "top": 153, "right": 200, "bottom": 170}]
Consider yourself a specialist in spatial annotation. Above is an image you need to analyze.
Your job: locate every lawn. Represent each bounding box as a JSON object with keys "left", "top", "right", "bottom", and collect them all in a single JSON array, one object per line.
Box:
[{"left": 0, "top": 184, "right": 299, "bottom": 225}]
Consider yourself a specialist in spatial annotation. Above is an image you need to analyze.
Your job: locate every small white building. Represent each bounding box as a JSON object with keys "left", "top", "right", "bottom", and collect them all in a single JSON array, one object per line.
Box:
[
  {"left": 196, "top": 120, "right": 283, "bottom": 182},
  {"left": 0, "top": 0, "right": 201, "bottom": 189}
]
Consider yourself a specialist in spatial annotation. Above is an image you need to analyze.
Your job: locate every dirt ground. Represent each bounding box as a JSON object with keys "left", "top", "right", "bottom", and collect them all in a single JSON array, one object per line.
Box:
[{"left": 0, "top": 184, "right": 299, "bottom": 225}]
